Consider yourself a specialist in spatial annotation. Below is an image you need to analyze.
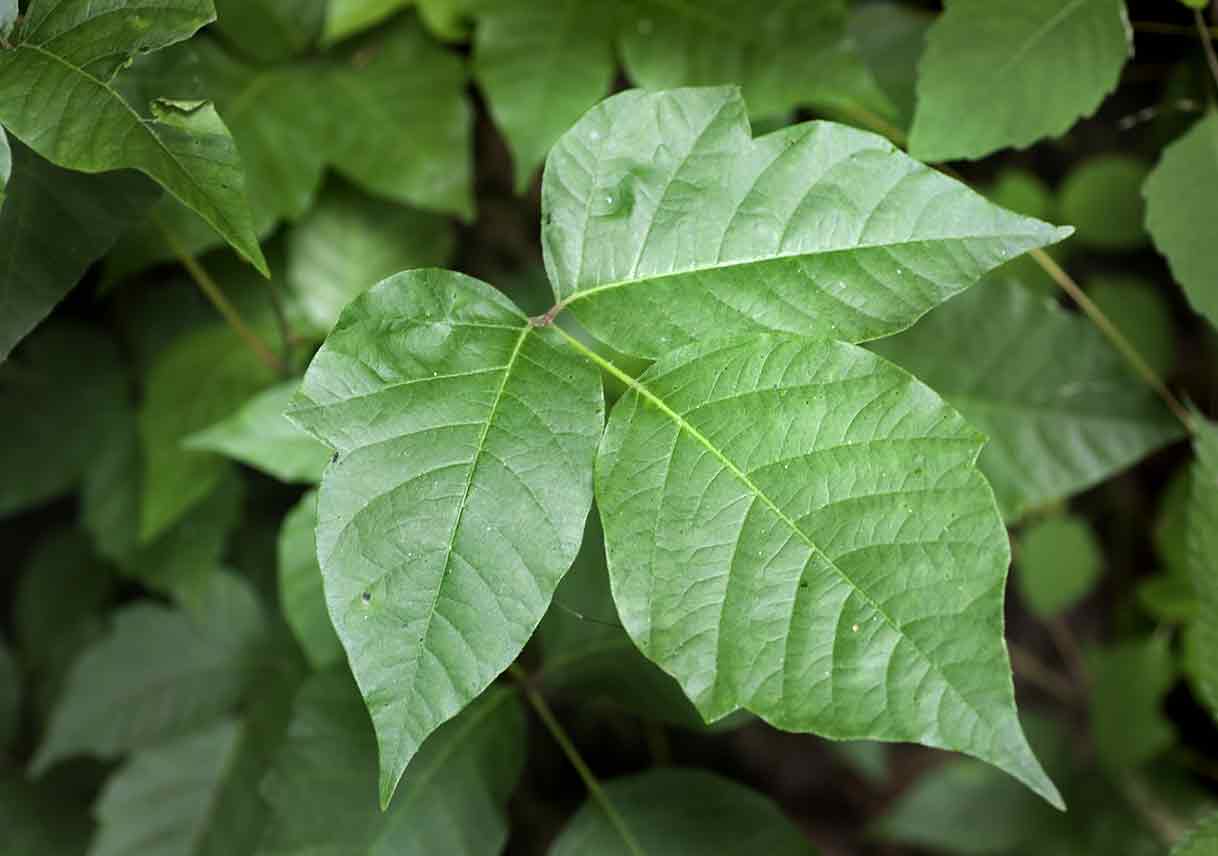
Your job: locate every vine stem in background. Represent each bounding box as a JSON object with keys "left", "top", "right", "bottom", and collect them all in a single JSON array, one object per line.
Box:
[
  {"left": 155, "top": 216, "right": 287, "bottom": 375},
  {"left": 836, "top": 108, "right": 1194, "bottom": 432},
  {"left": 507, "top": 663, "right": 646, "bottom": 856},
  {"left": 1008, "top": 643, "right": 1079, "bottom": 705},
  {"left": 1133, "top": 20, "right": 1218, "bottom": 38},
  {"left": 1197, "top": 9, "right": 1218, "bottom": 92},
  {"left": 1029, "top": 248, "right": 1193, "bottom": 429}
]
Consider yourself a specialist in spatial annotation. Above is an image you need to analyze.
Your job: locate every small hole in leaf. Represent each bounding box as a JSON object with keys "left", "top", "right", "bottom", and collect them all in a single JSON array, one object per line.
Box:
[{"left": 361, "top": 591, "right": 372, "bottom": 604}]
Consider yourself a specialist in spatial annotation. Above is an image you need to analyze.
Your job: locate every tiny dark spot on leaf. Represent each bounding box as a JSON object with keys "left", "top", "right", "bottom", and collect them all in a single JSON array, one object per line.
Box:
[{"left": 361, "top": 591, "right": 372, "bottom": 604}]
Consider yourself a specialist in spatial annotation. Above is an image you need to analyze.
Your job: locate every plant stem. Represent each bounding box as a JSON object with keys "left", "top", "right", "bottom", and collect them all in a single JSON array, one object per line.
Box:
[
  {"left": 1197, "top": 9, "right": 1218, "bottom": 93},
  {"left": 1028, "top": 249, "right": 1192, "bottom": 429},
  {"left": 1046, "top": 616, "right": 1090, "bottom": 693},
  {"left": 507, "top": 663, "right": 646, "bottom": 856},
  {"left": 155, "top": 217, "right": 287, "bottom": 375},
  {"left": 1134, "top": 20, "right": 1218, "bottom": 38}
]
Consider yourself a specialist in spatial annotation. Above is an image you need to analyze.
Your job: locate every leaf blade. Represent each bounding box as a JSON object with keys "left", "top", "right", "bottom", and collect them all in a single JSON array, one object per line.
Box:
[
  {"left": 288, "top": 269, "right": 604, "bottom": 805},
  {"left": 596, "top": 334, "right": 1059, "bottom": 806}
]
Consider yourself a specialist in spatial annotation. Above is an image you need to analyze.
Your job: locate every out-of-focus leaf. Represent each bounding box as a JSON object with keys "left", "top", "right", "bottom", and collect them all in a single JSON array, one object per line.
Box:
[
  {"left": 123, "top": 472, "right": 245, "bottom": 595},
  {"left": 31, "top": 573, "right": 266, "bottom": 774},
  {"left": 138, "top": 324, "right": 276, "bottom": 540},
  {"left": 910, "top": 0, "right": 1131, "bottom": 161},
  {"left": 473, "top": 0, "right": 618, "bottom": 191},
  {"left": 848, "top": 2, "right": 931, "bottom": 130},
  {"left": 1087, "top": 276, "right": 1177, "bottom": 377},
  {"left": 13, "top": 530, "right": 114, "bottom": 716},
  {"left": 260, "top": 671, "right": 524, "bottom": 854},
  {"left": 187, "top": 383, "right": 331, "bottom": 483},
  {"left": 1060, "top": 156, "right": 1150, "bottom": 250},
  {"left": 81, "top": 403, "right": 141, "bottom": 564},
  {"left": 0, "top": 126, "right": 8, "bottom": 208},
  {"left": 830, "top": 741, "right": 888, "bottom": 785},
  {"left": 542, "top": 87, "right": 1070, "bottom": 359},
  {"left": 550, "top": 768, "right": 812, "bottom": 855},
  {"left": 0, "top": 0, "right": 15, "bottom": 39},
  {"left": 1015, "top": 515, "right": 1102, "bottom": 618},
  {"left": 287, "top": 270, "right": 604, "bottom": 805},
  {"left": 1145, "top": 113, "right": 1218, "bottom": 332},
  {"left": 1158, "top": 467, "right": 1193, "bottom": 579},
  {"left": 597, "top": 334, "right": 1059, "bottom": 806},
  {"left": 1089, "top": 636, "right": 1176, "bottom": 770},
  {"left": 0, "top": 1, "right": 268, "bottom": 274},
  {"left": 87, "top": 668, "right": 298, "bottom": 856},
  {"left": 286, "top": 184, "right": 455, "bottom": 336},
  {"left": 1187, "top": 418, "right": 1218, "bottom": 720},
  {"left": 212, "top": 0, "right": 323, "bottom": 63},
  {"left": 1137, "top": 575, "right": 1198, "bottom": 624},
  {"left": 0, "top": 322, "right": 129, "bottom": 518},
  {"left": 278, "top": 491, "right": 343, "bottom": 670},
  {"left": 874, "top": 279, "right": 1183, "bottom": 521},
  {"left": 620, "top": 0, "right": 891, "bottom": 121},
  {"left": 983, "top": 167, "right": 1062, "bottom": 294}
]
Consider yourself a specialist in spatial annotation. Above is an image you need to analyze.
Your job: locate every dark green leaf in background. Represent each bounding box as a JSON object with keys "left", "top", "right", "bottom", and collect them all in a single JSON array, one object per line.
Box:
[
  {"left": 1145, "top": 112, "right": 1218, "bottom": 332},
  {"left": 187, "top": 382, "right": 331, "bottom": 483},
  {"left": 1087, "top": 276, "right": 1177, "bottom": 378},
  {"left": 260, "top": 671, "right": 524, "bottom": 854},
  {"left": 910, "top": 0, "right": 1132, "bottom": 162},
  {"left": 286, "top": 184, "right": 456, "bottom": 336},
  {"left": 31, "top": 573, "right": 266, "bottom": 773},
  {"left": 1187, "top": 419, "right": 1218, "bottom": 721},
  {"left": 1060, "top": 155, "right": 1150, "bottom": 251},
  {"left": 543, "top": 87, "right": 1070, "bottom": 359},
  {"left": 550, "top": 768, "right": 812, "bottom": 855},
  {"left": 874, "top": 279, "right": 1182, "bottom": 521},
  {"left": 1174, "top": 812, "right": 1218, "bottom": 856},
  {"left": 288, "top": 270, "right": 604, "bottom": 805},
  {"left": 278, "top": 490, "right": 344, "bottom": 670},
  {"left": 0, "top": 144, "right": 159, "bottom": 361},
  {"left": 212, "top": 0, "right": 323, "bottom": 63},
  {"left": 1088, "top": 635, "right": 1176, "bottom": 771},
  {"left": 0, "top": 323, "right": 129, "bottom": 518},
  {"left": 597, "top": 334, "right": 1059, "bottom": 805}
]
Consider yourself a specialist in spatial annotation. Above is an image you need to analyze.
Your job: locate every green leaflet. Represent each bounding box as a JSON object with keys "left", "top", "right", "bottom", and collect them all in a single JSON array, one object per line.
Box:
[
  {"left": 286, "top": 183, "right": 456, "bottom": 336},
  {"left": 550, "top": 768, "right": 811, "bottom": 855},
  {"left": 1015, "top": 515, "right": 1101, "bottom": 618},
  {"left": 278, "top": 490, "right": 344, "bottom": 669},
  {"left": 0, "top": 143, "right": 159, "bottom": 359},
  {"left": 31, "top": 573, "right": 266, "bottom": 774},
  {"left": 873, "top": 278, "right": 1183, "bottom": 521},
  {"left": 287, "top": 269, "right": 604, "bottom": 805},
  {"left": 0, "top": 322, "right": 129, "bottom": 518},
  {"left": 1174, "top": 812, "right": 1218, "bottom": 856},
  {"left": 0, "top": 0, "right": 15, "bottom": 38},
  {"left": 1145, "top": 113, "right": 1218, "bottom": 332},
  {"left": 909, "top": 0, "right": 1132, "bottom": 162},
  {"left": 594, "top": 334, "right": 1059, "bottom": 806},
  {"left": 0, "top": 0, "right": 268, "bottom": 274},
  {"left": 138, "top": 323, "right": 277, "bottom": 540},
  {"left": 187, "top": 382, "right": 332, "bottom": 483},
  {"left": 472, "top": 0, "right": 619, "bottom": 191},
  {"left": 542, "top": 87, "right": 1070, "bottom": 359},
  {"left": 1188, "top": 418, "right": 1218, "bottom": 721},
  {"left": 619, "top": 0, "right": 891, "bottom": 123},
  {"left": 847, "top": 2, "right": 931, "bottom": 131},
  {"left": 1087, "top": 276, "right": 1176, "bottom": 378},
  {"left": 212, "top": 0, "right": 323, "bottom": 63},
  {"left": 0, "top": 126, "right": 8, "bottom": 208},
  {"left": 260, "top": 671, "right": 524, "bottom": 854}
]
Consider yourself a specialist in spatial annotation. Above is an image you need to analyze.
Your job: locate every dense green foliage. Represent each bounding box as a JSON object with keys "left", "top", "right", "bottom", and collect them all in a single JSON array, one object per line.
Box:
[{"left": 3, "top": 0, "right": 1218, "bottom": 852}]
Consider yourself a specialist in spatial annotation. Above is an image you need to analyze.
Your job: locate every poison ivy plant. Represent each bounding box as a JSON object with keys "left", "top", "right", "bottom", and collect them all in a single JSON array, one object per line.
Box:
[
  {"left": 291, "top": 87, "right": 1070, "bottom": 807},
  {"left": 910, "top": 0, "right": 1132, "bottom": 162},
  {"left": 0, "top": 0, "right": 268, "bottom": 275}
]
